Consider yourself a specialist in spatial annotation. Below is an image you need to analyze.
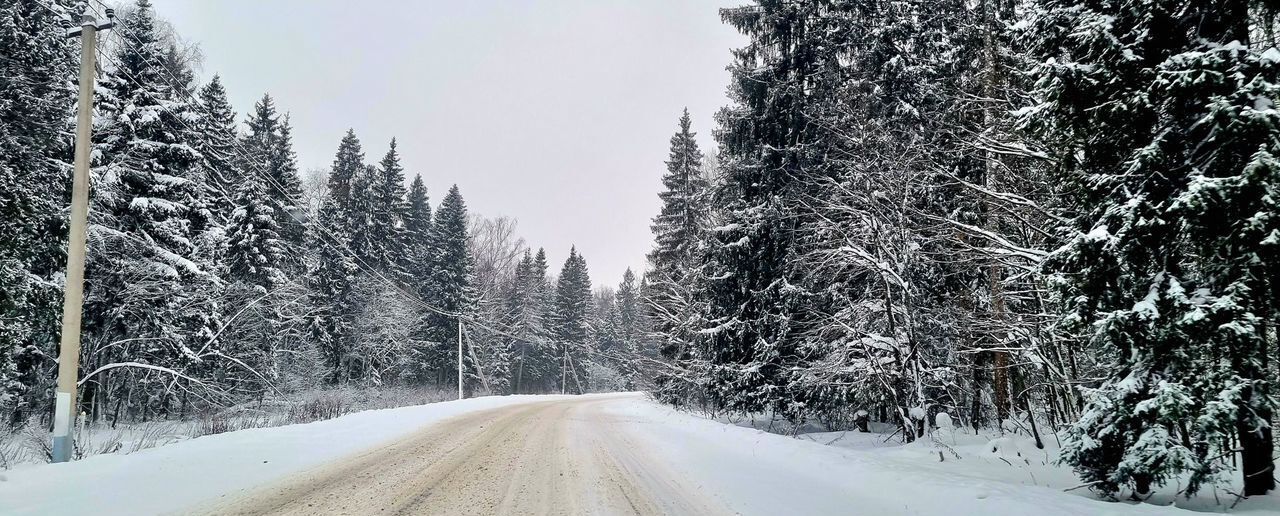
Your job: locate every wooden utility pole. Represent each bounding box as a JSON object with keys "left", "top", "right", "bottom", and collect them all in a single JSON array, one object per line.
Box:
[{"left": 52, "top": 8, "right": 113, "bottom": 463}]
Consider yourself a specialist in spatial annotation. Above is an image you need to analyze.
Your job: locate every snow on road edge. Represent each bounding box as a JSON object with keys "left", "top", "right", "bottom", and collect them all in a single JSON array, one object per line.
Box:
[
  {"left": 0, "top": 394, "right": 577, "bottom": 516},
  {"left": 601, "top": 395, "right": 1215, "bottom": 516}
]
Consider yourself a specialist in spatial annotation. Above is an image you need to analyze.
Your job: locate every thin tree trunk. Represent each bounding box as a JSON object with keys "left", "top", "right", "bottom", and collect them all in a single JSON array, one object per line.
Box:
[{"left": 514, "top": 344, "right": 527, "bottom": 394}]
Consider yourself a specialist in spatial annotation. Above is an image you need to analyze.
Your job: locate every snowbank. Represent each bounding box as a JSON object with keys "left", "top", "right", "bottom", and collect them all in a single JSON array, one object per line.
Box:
[
  {"left": 0, "top": 394, "right": 570, "bottom": 515},
  {"left": 602, "top": 397, "right": 1275, "bottom": 515}
]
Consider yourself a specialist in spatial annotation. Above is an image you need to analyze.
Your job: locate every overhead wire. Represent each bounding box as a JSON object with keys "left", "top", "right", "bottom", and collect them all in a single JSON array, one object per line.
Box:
[{"left": 45, "top": 2, "right": 641, "bottom": 383}]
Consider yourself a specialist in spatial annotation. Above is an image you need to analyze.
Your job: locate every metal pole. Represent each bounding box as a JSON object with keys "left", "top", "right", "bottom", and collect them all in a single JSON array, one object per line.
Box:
[
  {"left": 457, "top": 317, "right": 463, "bottom": 400},
  {"left": 52, "top": 10, "right": 104, "bottom": 463}
]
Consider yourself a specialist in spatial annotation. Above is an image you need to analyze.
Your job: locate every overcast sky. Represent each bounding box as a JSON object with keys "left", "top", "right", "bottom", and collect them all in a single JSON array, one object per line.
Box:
[{"left": 150, "top": 0, "right": 745, "bottom": 287}]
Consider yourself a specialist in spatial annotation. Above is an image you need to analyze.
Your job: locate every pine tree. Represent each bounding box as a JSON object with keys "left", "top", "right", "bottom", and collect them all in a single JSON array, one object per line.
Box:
[{"left": 1027, "top": 0, "right": 1278, "bottom": 496}]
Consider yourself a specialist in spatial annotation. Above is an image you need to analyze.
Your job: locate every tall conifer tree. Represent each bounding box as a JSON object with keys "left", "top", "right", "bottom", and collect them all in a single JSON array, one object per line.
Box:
[
  {"left": 0, "top": 0, "right": 75, "bottom": 422},
  {"left": 1027, "top": 0, "right": 1278, "bottom": 496}
]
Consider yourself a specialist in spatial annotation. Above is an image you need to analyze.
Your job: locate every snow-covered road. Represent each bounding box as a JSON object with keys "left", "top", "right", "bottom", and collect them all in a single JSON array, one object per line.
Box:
[
  {"left": 192, "top": 395, "right": 722, "bottom": 515},
  {"left": 3, "top": 393, "right": 1195, "bottom": 515}
]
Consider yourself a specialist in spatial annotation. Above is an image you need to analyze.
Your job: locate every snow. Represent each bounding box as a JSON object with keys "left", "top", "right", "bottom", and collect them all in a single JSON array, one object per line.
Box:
[
  {"left": 1085, "top": 224, "right": 1112, "bottom": 242},
  {"left": 0, "top": 394, "right": 572, "bottom": 516},
  {"left": 1261, "top": 47, "right": 1280, "bottom": 64},
  {"left": 5, "top": 394, "right": 1278, "bottom": 515},
  {"left": 602, "top": 397, "right": 1201, "bottom": 515},
  {"left": 1132, "top": 274, "right": 1163, "bottom": 318}
]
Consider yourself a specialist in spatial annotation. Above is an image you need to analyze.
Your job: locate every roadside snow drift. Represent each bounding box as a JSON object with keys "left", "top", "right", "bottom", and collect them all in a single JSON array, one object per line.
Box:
[
  {"left": 0, "top": 395, "right": 572, "bottom": 515},
  {"left": 599, "top": 397, "right": 1204, "bottom": 516}
]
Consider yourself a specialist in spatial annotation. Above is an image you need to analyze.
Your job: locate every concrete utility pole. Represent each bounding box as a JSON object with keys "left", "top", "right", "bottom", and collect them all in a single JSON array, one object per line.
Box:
[
  {"left": 457, "top": 317, "right": 464, "bottom": 400},
  {"left": 52, "top": 8, "right": 113, "bottom": 464}
]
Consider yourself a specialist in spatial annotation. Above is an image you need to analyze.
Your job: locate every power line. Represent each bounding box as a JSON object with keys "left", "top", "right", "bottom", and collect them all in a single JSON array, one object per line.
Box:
[
  {"left": 92, "top": 10, "right": 586, "bottom": 374},
  {"left": 89, "top": 28, "right": 449, "bottom": 317},
  {"left": 39, "top": 0, "right": 589, "bottom": 365}
]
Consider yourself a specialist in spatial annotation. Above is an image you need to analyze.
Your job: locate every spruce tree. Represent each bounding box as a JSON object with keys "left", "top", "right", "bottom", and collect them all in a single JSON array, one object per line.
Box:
[
  {"left": 506, "top": 251, "right": 535, "bottom": 392},
  {"left": 222, "top": 173, "right": 287, "bottom": 395},
  {"left": 552, "top": 247, "right": 592, "bottom": 394},
  {"left": 647, "top": 110, "right": 710, "bottom": 384},
  {"left": 1027, "top": 0, "right": 1278, "bottom": 496},
  {"left": 368, "top": 139, "right": 408, "bottom": 275},
  {"left": 328, "top": 129, "right": 365, "bottom": 217},
  {"left": 82, "top": 0, "right": 221, "bottom": 416},
  {"left": 592, "top": 288, "right": 622, "bottom": 356},
  {"left": 507, "top": 247, "right": 555, "bottom": 393},
  {"left": 700, "top": 2, "right": 835, "bottom": 414},
  {"left": 309, "top": 130, "right": 366, "bottom": 384},
  {"left": 614, "top": 268, "right": 644, "bottom": 385},
  {"left": 616, "top": 268, "right": 642, "bottom": 356},
  {"left": 243, "top": 94, "right": 305, "bottom": 262},
  {"left": 194, "top": 75, "right": 239, "bottom": 222},
  {"left": 426, "top": 185, "right": 476, "bottom": 387},
  {"left": 0, "top": 0, "right": 75, "bottom": 422},
  {"left": 403, "top": 174, "right": 432, "bottom": 290},
  {"left": 346, "top": 164, "right": 379, "bottom": 268},
  {"left": 225, "top": 174, "right": 286, "bottom": 292},
  {"left": 648, "top": 109, "right": 708, "bottom": 279},
  {"left": 271, "top": 115, "right": 305, "bottom": 253},
  {"left": 400, "top": 175, "right": 436, "bottom": 383},
  {"left": 530, "top": 248, "right": 554, "bottom": 389}
]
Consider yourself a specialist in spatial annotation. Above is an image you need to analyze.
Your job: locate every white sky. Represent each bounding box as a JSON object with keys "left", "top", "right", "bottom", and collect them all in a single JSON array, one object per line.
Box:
[{"left": 150, "top": 0, "right": 745, "bottom": 287}]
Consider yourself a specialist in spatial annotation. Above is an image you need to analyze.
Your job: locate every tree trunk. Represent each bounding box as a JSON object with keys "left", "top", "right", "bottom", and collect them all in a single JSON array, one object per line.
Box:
[
  {"left": 1240, "top": 387, "right": 1276, "bottom": 495},
  {"left": 514, "top": 344, "right": 527, "bottom": 394},
  {"left": 971, "top": 354, "right": 984, "bottom": 432}
]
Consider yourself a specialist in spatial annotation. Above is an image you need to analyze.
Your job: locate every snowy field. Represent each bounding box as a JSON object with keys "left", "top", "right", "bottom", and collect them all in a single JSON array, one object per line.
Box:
[{"left": 2, "top": 393, "right": 1277, "bottom": 515}]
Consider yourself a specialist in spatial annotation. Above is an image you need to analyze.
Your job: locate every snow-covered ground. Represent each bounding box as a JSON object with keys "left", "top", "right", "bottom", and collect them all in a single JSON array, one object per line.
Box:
[
  {"left": 3, "top": 393, "right": 1277, "bottom": 515},
  {"left": 604, "top": 399, "right": 1280, "bottom": 515},
  {"left": 0, "top": 394, "right": 573, "bottom": 515}
]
